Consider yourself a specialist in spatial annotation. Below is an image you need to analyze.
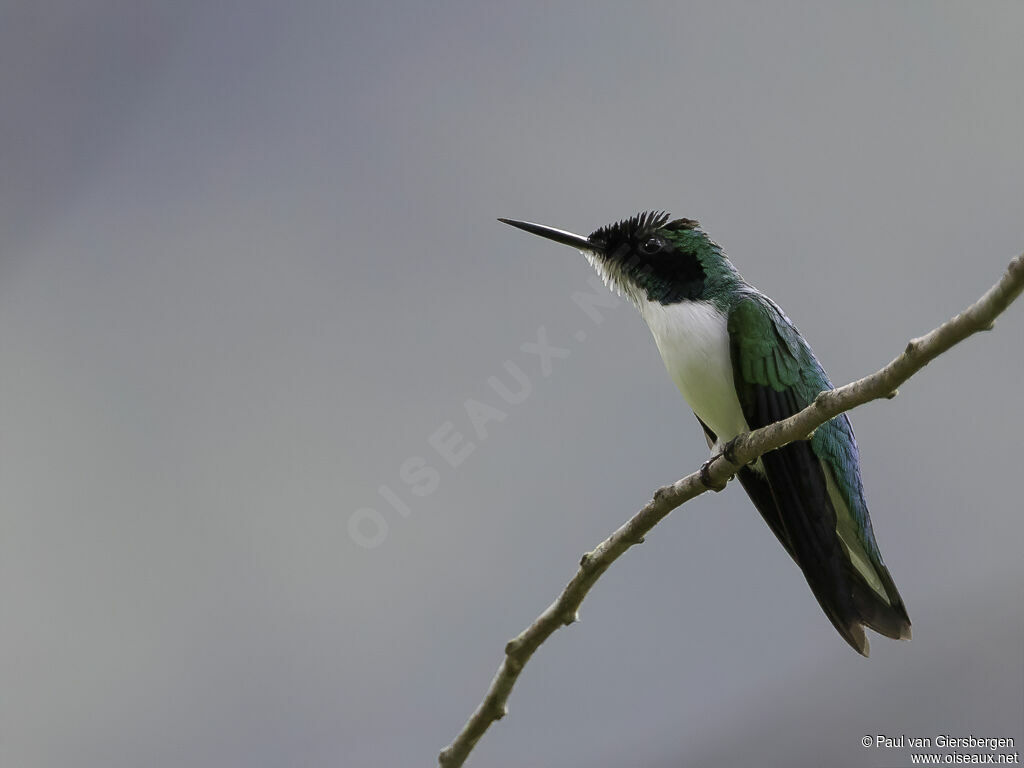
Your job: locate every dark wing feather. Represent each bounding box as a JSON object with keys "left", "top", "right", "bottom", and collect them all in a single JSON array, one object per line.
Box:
[{"left": 727, "top": 294, "right": 910, "bottom": 655}]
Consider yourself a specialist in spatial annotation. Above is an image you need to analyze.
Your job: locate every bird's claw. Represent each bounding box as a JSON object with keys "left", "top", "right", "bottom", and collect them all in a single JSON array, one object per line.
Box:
[
  {"left": 701, "top": 438, "right": 745, "bottom": 491},
  {"left": 700, "top": 458, "right": 728, "bottom": 492},
  {"left": 721, "top": 437, "right": 742, "bottom": 466}
]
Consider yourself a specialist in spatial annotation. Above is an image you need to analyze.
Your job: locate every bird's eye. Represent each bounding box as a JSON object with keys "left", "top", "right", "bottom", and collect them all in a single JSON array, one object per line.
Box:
[{"left": 640, "top": 237, "right": 662, "bottom": 255}]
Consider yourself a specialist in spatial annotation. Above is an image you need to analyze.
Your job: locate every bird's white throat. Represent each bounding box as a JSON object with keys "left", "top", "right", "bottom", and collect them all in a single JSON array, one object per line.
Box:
[{"left": 638, "top": 299, "right": 751, "bottom": 446}]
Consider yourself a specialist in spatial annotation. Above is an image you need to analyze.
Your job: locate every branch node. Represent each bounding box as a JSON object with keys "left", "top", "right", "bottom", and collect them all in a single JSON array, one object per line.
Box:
[
  {"left": 504, "top": 639, "right": 520, "bottom": 657},
  {"left": 562, "top": 610, "right": 580, "bottom": 626},
  {"left": 809, "top": 393, "right": 830, "bottom": 418},
  {"left": 579, "top": 551, "right": 592, "bottom": 568},
  {"left": 886, "top": 389, "right": 899, "bottom": 399}
]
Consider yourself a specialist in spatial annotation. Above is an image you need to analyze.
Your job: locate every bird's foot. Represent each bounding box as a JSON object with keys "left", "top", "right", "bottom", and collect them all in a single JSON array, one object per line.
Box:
[
  {"left": 700, "top": 438, "right": 745, "bottom": 491},
  {"left": 699, "top": 458, "right": 728, "bottom": 492},
  {"left": 721, "top": 437, "right": 742, "bottom": 466}
]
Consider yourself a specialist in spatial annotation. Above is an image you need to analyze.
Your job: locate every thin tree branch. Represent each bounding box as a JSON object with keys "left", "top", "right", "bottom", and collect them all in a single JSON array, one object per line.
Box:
[{"left": 439, "top": 253, "right": 1024, "bottom": 768}]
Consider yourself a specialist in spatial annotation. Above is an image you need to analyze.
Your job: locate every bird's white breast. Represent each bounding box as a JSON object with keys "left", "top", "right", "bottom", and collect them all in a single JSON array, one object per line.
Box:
[{"left": 638, "top": 299, "right": 750, "bottom": 445}]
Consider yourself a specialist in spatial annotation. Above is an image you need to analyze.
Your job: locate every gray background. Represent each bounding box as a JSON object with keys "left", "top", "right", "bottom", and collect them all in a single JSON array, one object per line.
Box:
[{"left": 2, "top": 3, "right": 1022, "bottom": 767}]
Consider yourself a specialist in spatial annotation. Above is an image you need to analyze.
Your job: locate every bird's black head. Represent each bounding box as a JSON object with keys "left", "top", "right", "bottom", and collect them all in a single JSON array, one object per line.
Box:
[
  {"left": 501, "top": 211, "right": 724, "bottom": 305},
  {"left": 585, "top": 211, "right": 709, "bottom": 304}
]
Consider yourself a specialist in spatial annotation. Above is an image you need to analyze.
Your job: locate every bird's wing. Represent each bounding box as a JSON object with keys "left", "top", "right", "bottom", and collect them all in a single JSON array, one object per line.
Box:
[{"left": 727, "top": 293, "right": 909, "bottom": 655}]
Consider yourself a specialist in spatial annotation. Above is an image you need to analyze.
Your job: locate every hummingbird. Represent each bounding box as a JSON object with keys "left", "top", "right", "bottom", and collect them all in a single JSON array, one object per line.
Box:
[{"left": 499, "top": 211, "right": 910, "bottom": 656}]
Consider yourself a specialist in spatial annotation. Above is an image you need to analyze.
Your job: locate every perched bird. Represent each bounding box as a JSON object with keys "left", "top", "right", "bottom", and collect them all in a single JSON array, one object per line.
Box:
[{"left": 499, "top": 211, "right": 910, "bottom": 656}]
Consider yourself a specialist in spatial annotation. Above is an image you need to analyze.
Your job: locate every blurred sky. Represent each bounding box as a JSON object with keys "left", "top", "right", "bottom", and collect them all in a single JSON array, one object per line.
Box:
[{"left": 2, "top": 3, "right": 1023, "bottom": 767}]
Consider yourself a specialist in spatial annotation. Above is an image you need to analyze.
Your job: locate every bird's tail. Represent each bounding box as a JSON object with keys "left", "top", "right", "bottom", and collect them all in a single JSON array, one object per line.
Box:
[{"left": 799, "top": 503, "right": 912, "bottom": 656}]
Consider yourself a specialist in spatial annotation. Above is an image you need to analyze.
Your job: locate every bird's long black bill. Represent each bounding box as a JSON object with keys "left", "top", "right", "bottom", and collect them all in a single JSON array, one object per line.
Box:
[{"left": 498, "top": 218, "right": 597, "bottom": 253}]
